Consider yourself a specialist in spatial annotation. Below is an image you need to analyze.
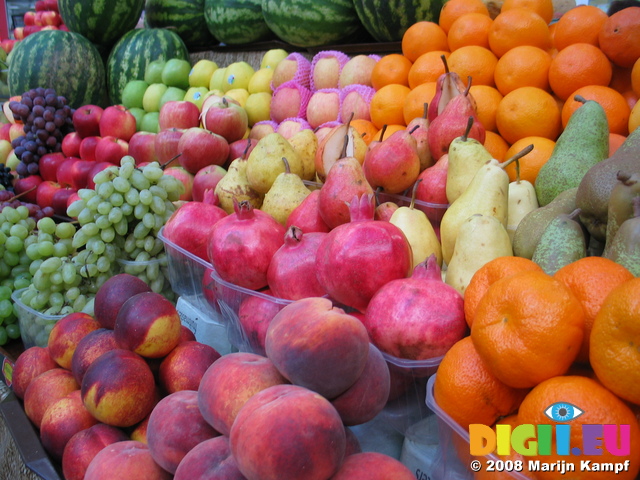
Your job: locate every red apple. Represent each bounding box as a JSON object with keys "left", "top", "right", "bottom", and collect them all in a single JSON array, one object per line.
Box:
[
  {"left": 56, "top": 157, "right": 80, "bottom": 188},
  {"left": 36, "top": 180, "right": 63, "bottom": 210},
  {"left": 61, "top": 132, "right": 82, "bottom": 158},
  {"left": 52, "top": 187, "right": 78, "bottom": 216},
  {"left": 0, "top": 39, "right": 16, "bottom": 55},
  {"left": 39, "top": 10, "right": 62, "bottom": 26},
  {"left": 128, "top": 132, "right": 158, "bottom": 165},
  {"left": 39, "top": 152, "right": 67, "bottom": 182},
  {"left": 94, "top": 136, "right": 129, "bottom": 165},
  {"left": 13, "top": 175, "right": 43, "bottom": 204},
  {"left": 23, "top": 11, "right": 36, "bottom": 26},
  {"left": 72, "top": 105, "right": 104, "bottom": 139},
  {"left": 202, "top": 97, "right": 248, "bottom": 144},
  {"left": 70, "top": 160, "right": 99, "bottom": 190},
  {"left": 191, "top": 165, "right": 227, "bottom": 203},
  {"left": 66, "top": 192, "right": 81, "bottom": 211},
  {"left": 85, "top": 162, "right": 113, "bottom": 190},
  {"left": 78, "top": 136, "right": 101, "bottom": 162},
  {"left": 226, "top": 138, "right": 256, "bottom": 165},
  {"left": 158, "top": 101, "right": 200, "bottom": 131},
  {"left": 99, "top": 105, "right": 137, "bottom": 142},
  {"left": 154, "top": 128, "right": 185, "bottom": 168},
  {"left": 177, "top": 127, "right": 229, "bottom": 174},
  {"left": 0, "top": 123, "right": 11, "bottom": 142},
  {"left": 163, "top": 166, "right": 194, "bottom": 201}
]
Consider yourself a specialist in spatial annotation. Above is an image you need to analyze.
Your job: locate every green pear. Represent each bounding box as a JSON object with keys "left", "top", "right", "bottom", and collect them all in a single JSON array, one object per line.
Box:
[
  {"left": 261, "top": 157, "right": 312, "bottom": 225},
  {"left": 246, "top": 132, "right": 303, "bottom": 194},
  {"left": 507, "top": 162, "right": 539, "bottom": 243},
  {"left": 531, "top": 208, "right": 587, "bottom": 275},
  {"left": 215, "top": 156, "right": 263, "bottom": 214},
  {"left": 603, "top": 172, "right": 640, "bottom": 257},
  {"left": 603, "top": 196, "right": 640, "bottom": 276}
]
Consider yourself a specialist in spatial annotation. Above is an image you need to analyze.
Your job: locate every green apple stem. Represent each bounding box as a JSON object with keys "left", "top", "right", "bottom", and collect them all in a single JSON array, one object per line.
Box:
[
  {"left": 500, "top": 144, "right": 533, "bottom": 170},
  {"left": 409, "top": 178, "right": 423, "bottom": 210}
]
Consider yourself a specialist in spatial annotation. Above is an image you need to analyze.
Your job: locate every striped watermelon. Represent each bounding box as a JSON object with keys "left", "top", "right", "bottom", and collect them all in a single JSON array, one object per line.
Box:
[
  {"left": 106, "top": 28, "right": 190, "bottom": 106},
  {"left": 58, "top": 0, "right": 145, "bottom": 48},
  {"left": 261, "top": 0, "right": 363, "bottom": 48},
  {"left": 204, "top": 0, "right": 273, "bottom": 45},
  {"left": 352, "top": 0, "right": 445, "bottom": 42},
  {"left": 8, "top": 30, "right": 108, "bottom": 109},
  {"left": 144, "top": 0, "right": 216, "bottom": 49}
]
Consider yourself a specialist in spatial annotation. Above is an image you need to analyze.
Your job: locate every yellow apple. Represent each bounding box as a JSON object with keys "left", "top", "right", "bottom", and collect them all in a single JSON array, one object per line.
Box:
[
  {"left": 222, "top": 61, "right": 255, "bottom": 92},
  {"left": 248, "top": 68, "right": 275, "bottom": 94},
  {"left": 189, "top": 59, "right": 218, "bottom": 88},
  {"left": 142, "top": 83, "right": 169, "bottom": 112},
  {"left": 0, "top": 139, "right": 12, "bottom": 164},
  {"left": 245, "top": 92, "right": 272, "bottom": 126},
  {"left": 261, "top": 49, "right": 289, "bottom": 70},
  {"left": 224, "top": 88, "right": 250, "bottom": 107},
  {"left": 209, "top": 67, "right": 227, "bottom": 92}
]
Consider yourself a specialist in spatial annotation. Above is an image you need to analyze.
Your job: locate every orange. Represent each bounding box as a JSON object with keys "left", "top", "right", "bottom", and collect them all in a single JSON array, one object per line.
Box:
[
  {"left": 447, "top": 12, "right": 493, "bottom": 51},
  {"left": 548, "top": 43, "right": 613, "bottom": 101},
  {"left": 370, "top": 124, "right": 405, "bottom": 142},
  {"left": 561, "top": 85, "right": 631, "bottom": 136},
  {"left": 439, "top": 0, "right": 491, "bottom": 34},
  {"left": 470, "top": 270, "right": 585, "bottom": 388},
  {"left": 401, "top": 21, "right": 450, "bottom": 63},
  {"left": 464, "top": 256, "right": 543, "bottom": 327},
  {"left": 610, "top": 64, "right": 634, "bottom": 96},
  {"left": 433, "top": 337, "right": 527, "bottom": 430},
  {"left": 370, "top": 54, "right": 412, "bottom": 90},
  {"left": 552, "top": 5, "right": 608, "bottom": 51},
  {"left": 403, "top": 82, "right": 437, "bottom": 125},
  {"left": 446, "top": 45, "right": 498, "bottom": 87},
  {"left": 503, "top": 136, "right": 556, "bottom": 183},
  {"left": 609, "top": 132, "right": 627, "bottom": 156},
  {"left": 517, "top": 375, "right": 640, "bottom": 480},
  {"left": 630, "top": 101, "right": 640, "bottom": 133},
  {"left": 493, "top": 45, "right": 551, "bottom": 95},
  {"left": 350, "top": 119, "right": 378, "bottom": 146},
  {"left": 487, "top": 8, "right": 551, "bottom": 58},
  {"left": 554, "top": 257, "right": 634, "bottom": 365},
  {"left": 470, "top": 85, "right": 503, "bottom": 132},
  {"left": 633, "top": 57, "right": 640, "bottom": 97},
  {"left": 483, "top": 131, "right": 509, "bottom": 161},
  {"left": 495, "top": 86, "right": 562, "bottom": 144},
  {"left": 499, "top": 0, "right": 554, "bottom": 24},
  {"left": 407, "top": 50, "right": 450, "bottom": 89},
  {"left": 590, "top": 277, "right": 640, "bottom": 405},
  {"left": 369, "top": 83, "right": 411, "bottom": 129},
  {"left": 599, "top": 7, "right": 640, "bottom": 68}
]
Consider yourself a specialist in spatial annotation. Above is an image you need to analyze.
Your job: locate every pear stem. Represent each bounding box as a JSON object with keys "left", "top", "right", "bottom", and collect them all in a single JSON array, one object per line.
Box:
[
  {"left": 568, "top": 208, "right": 582, "bottom": 220},
  {"left": 378, "top": 124, "right": 388, "bottom": 142},
  {"left": 282, "top": 157, "right": 291, "bottom": 174},
  {"left": 242, "top": 138, "right": 252, "bottom": 159},
  {"left": 441, "top": 55, "right": 449, "bottom": 74},
  {"left": 340, "top": 111, "right": 356, "bottom": 159},
  {"left": 408, "top": 124, "right": 420, "bottom": 135},
  {"left": 409, "top": 178, "right": 422, "bottom": 210},
  {"left": 422, "top": 102, "right": 428, "bottom": 119},
  {"left": 574, "top": 95, "right": 587, "bottom": 104},
  {"left": 462, "top": 116, "right": 473, "bottom": 142},
  {"left": 514, "top": 157, "right": 521, "bottom": 183},
  {"left": 464, "top": 76, "right": 472, "bottom": 96},
  {"left": 500, "top": 144, "right": 533, "bottom": 170}
]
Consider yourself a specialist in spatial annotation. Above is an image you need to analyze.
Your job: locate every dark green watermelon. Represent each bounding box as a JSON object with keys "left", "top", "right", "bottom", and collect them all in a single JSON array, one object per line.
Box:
[
  {"left": 144, "top": 0, "right": 217, "bottom": 49},
  {"left": 204, "top": 0, "right": 272, "bottom": 45}
]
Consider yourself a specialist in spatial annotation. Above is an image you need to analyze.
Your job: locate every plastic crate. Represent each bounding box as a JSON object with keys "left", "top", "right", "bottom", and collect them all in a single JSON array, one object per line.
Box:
[{"left": 11, "top": 288, "right": 64, "bottom": 349}]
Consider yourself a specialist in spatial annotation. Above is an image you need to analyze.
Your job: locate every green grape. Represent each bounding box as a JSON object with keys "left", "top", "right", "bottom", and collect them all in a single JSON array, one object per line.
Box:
[
  {"left": 37, "top": 241, "right": 55, "bottom": 257},
  {"left": 26, "top": 243, "right": 42, "bottom": 261},
  {"left": 131, "top": 170, "right": 151, "bottom": 190},
  {"left": 119, "top": 162, "right": 135, "bottom": 180},
  {"left": 3, "top": 251, "right": 19, "bottom": 267},
  {"left": 5, "top": 236, "right": 23, "bottom": 253},
  {"left": 113, "top": 177, "right": 130, "bottom": 193},
  {"left": 60, "top": 306, "right": 74, "bottom": 316},
  {"left": 65, "top": 287, "right": 80, "bottom": 302},
  {"left": 143, "top": 236, "right": 156, "bottom": 253},
  {"left": 79, "top": 263, "right": 98, "bottom": 278},
  {"left": 97, "top": 201, "right": 112, "bottom": 215},
  {"left": 37, "top": 232, "right": 53, "bottom": 244},
  {"left": 85, "top": 195, "right": 102, "bottom": 212},
  {"left": 150, "top": 196, "right": 166, "bottom": 215},
  {"left": 29, "top": 260, "right": 43, "bottom": 276},
  {"left": 150, "top": 276, "right": 165, "bottom": 294},
  {"left": 0, "top": 285, "right": 11, "bottom": 301},
  {"left": 93, "top": 169, "right": 114, "bottom": 185},
  {"left": 78, "top": 188, "right": 97, "bottom": 201},
  {"left": 100, "top": 227, "right": 116, "bottom": 244},
  {"left": 121, "top": 155, "right": 136, "bottom": 166},
  {"left": 142, "top": 212, "right": 156, "bottom": 230},
  {"left": 55, "top": 222, "right": 76, "bottom": 240},
  {"left": 50, "top": 272, "right": 63, "bottom": 286},
  {"left": 33, "top": 270, "right": 51, "bottom": 291},
  {"left": 109, "top": 193, "right": 124, "bottom": 207},
  {"left": 37, "top": 217, "right": 57, "bottom": 235},
  {"left": 30, "top": 292, "right": 48, "bottom": 311},
  {"left": 134, "top": 203, "right": 149, "bottom": 220},
  {"left": 139, "top": 189, "right": 153, "bottom": 206},
  {"left": 62, "top": 263, "right": 77, "bottom": 285},
  {"left": 0, "top": 223, "right": 10, "bottom": 236},
  {"left": 67, "top": 200, "right": 85, "bottom": 218},
  {"left": 133, "top": 223, "right": 150, "bottom": 240},
  {"left": 16, "top": 205, "right": 29, "bottom": 219},
  {"left": 0, "top": 327, "right": 8, "bottom": 346},
  {"left": 73, "top": 295, "right": 87, "bottom": 312},
  {"left": 20, "top": 287, "right": 37, "bottom": 306},
  {"left": 124, "top": 235, "right": 136, "bottom": 253},
  {"left": 0, "top": 231, "right": 6, "bottom": 246},
  {"left": 11, "top": 265, "right": 28, "bottom": 277},
  {"left": 97, "top": 181, "right": 115, "bottom": 199},
  {"left": 88, "top": 238, "right": 106, "bottom": 256},
  {"left": 95, "top": 215, "right": 111, "bottom": 230},
  {"left": 146, "top": 261, "right": 160, "bottom": 282},
  {"left": 77, "top": 207, "right": 94, "bottom": 225},
  {"left": 149, "top": 185, "right": 168, "bottom": 200},
  {"left": 22, "top": 217, "right": 36, "bottom": 232},
  {"left": 44, "top": 306, "right": 62, "bottom": 316},
  {"left": 104, "top": 244, "right": 118, "bottom": 262},
  {"left": 108, "top": 208, "right": 123, "bottom": 225},
  {"left": 97, "top": 256, "right": 111, "bottom": 273},
  {"left": 13, "top": 276, "right": 31, "bottom": 290},
  {"left": 59, "top": 238, "right": 73, "bottom": 254},
  {"left": 49, "top": 292, "right": 64, "bottom": 308},
  {"left": 72, "top": 231, "right": 88, "bottom": 249},
  {"left": 6, "top": 324, "right": 20, "bottom": 340},
  {"left": 121, "top": 203, "right": 134, "bottom": 217},
  {"left": 125, "top": 188, "right": 140, "bottom": 206},
  {"left": 2, "top": 207, "right": 19, "bottom": 223},
  {"left": 40, "top": 257, "right": 62, "bottom": 274},
  {"left": 0, "top": 299, "right": 12, "bottom": 318},
  {"left": 52, "top": 242, "right": 68, "bottom": 258},
  {"left": 9, "top": 224, "right": 29, "bottom": 240},
  {"left": 23, "top": 234, "right": 37, "bottom": 248},
  {"left": 80, "top": 223, "right": 99, "bottom": 238}
]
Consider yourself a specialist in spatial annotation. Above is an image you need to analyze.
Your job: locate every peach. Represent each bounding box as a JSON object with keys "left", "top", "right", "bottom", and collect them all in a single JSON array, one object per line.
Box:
[
  {"left": 130, "top": 414, "right": 150, "bottom": 444},
  {"left": 47, "top": 312, "right": 101, "bottom": 370},
  {"left": 83, "top": 440, "right": 172, "bottom": 480},
  {"left": 39, "top": 389, "right": 99, "bottom": 460},
  {"left": 197, "top": 352, "right": 288, "bottom": 436},
  {"left": 158, "top": 340, "right": 221, "bottom": 394},
  {"left": 174, "top": 436, "right": 245, "bottom": 480},
  {"left": 93, "top": 273, "right": 152, "bottom": 329},
  {"left": 81, "top": 349, "right": 156, "bottom": 427},
  {"left": 114, "top": 291, "right": 182, "bottom": 358},
  {"left": 237, "top": 291, "right": 285, "bottom": 356},
  {"left": 331, "top": 343, "right": 391, "bottom": 426},
  {"left": 70, "top": 328, "right": 118, "bottom": 384},
  {"left": 62, "top": 423, "right": 129, "bottom": 480},
  {"left": 265, "top": 297, "right": 370, "bottom": 399},
  {"left": 330, "top": 451, "right": 415, "bottom": 479},
  {"left": 11, "top": 346, "right": 58, "bottom": 399},
  {"left": 230, "top": 384, "right": 346, "bottom": 480},
  {"left": 345, "top": 427, "right": 363, "bottom": 457},
  {"left": 147, "top": 390, "right": 220, "bottom": 474},
  {"left": 178, "top": 325, "right": 196, "bottom": 343},
  {"left": 23, "top": 368, "right": 79, "bottom": 428}
]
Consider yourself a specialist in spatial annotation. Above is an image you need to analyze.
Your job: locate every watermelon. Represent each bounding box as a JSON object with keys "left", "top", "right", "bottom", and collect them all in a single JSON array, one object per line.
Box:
[
  {"left": 204, "top": 0, "right": 273, "bottom": 45},
  {"left": 8, "top": 30, "right": 108, "bottom": 109},
  {"left": 352, "top": 0, "right": 445, "bottom": 42},
  {"left": 106, "top": 28, "right": 190, "bottom": 106},
  {"left": 261, "top": 0, "right": 363, "bottom": 48},
  {"left": 144, "top": 0, "right": 216, "bottom": 49},
  {"left": 58, "top": 0, "right": 145, "bottom": 49}
]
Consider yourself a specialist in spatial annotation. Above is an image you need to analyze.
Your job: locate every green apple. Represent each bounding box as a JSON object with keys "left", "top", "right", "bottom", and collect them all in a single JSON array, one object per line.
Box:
[
  {"left": 184, "top": 86, "right": 209, "bottom": 110},
  {"left": 5, "top": 150, "right": 19, "bottom": 171},
  {"left": 144, "top": 59, "right": 167, "bottom": 84},
  {"left": 0, "top": 139, "right": 12, "bottom": 164},
  {"left": 159, "top": 86, "right": 187, "bottom": 110},
  {"left": 140, "top": 112, "right": 160, "bottom": 134},
  {"left": 209, "top": 67, "right": 227, "bottom": 92},
  {"left": 248, "top": 68, "right": 274, "bottom": 94},
  {"left": 161, "top": 58, "right": 191, "bottom": 90},
  {"left": 222, "top": 61, "right": 255, "bottom": 93},
  {"left": 245, "top": 92, "right": 272, "bottom": 126},
  {"left": 142, "top": 83, "right": 169, "bottom": 112},
  {"left": 129, "top": 107, "right": 146, "bottom": 131},
  {"left": 121, "top": 80, "right": 149, "bottom": 110},
  {"left": 189, "top": 59, "right": 218, "bottom": 88},
  {"left": 261, "top": 49, "right": 289, "bottom": 70}
]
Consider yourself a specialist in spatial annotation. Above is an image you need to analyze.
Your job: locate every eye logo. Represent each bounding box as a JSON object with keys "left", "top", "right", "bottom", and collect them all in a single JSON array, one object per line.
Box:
[{"left": 544, "top": 402, "right": 584, "bottom": 422}]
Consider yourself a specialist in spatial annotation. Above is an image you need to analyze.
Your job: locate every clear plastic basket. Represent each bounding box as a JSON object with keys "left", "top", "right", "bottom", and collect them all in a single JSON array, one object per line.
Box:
[{"left": 11, "top": 288, "right": 64, "bottom": 349}]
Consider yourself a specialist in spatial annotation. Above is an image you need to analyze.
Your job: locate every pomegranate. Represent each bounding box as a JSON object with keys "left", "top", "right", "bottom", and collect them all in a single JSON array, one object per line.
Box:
[
  {"left": 362, "top": 255, "right": 467, "bottom": 361},
  {"left": 267, "top": 226, "right": 327, "bottom": 300},
  {"left": 315, "top": 193, "right": 413, "bottom": 313},
  {"left": 236, "top": 289, "right": 287, "bottom": 356},
  {"left": 207, "top": 199, "right": 286, "bottom": 290},
  {"left": 285, "top": 189, "right": 330, "bottom": 233},
  {"left": 162, "top": 189, "right": 227, "bottom": 261}
]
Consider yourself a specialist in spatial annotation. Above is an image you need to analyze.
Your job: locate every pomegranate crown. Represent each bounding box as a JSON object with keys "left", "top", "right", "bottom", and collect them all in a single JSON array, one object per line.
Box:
[{"left": 347, "top": 193, "right": 376, "bottom": 222}]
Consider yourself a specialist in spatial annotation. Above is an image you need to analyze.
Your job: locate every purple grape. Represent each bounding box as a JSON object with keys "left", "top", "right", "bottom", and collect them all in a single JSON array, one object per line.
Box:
[
  {"left": 26, "top": 162, "right": 39, "bottom": 175},
  {"left": 15, "top": 162, "right": 27, "bottom": 177}
]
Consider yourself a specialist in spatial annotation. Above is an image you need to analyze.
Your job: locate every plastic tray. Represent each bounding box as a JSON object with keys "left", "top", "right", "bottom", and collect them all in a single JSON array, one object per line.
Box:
[{"left": 11, "top": 288, "right": 64, "bottom": 349}]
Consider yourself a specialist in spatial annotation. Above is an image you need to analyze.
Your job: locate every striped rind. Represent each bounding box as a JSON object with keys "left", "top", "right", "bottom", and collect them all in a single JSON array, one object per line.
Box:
[
  {"left": 7, "top": 30, "right": 108, "bottom": 109},
  {"left": 58, "top": 0, "right": 145, "bottom": 47},
  {"left": 261, "top": 0, "right": 362, "bottom": 48},
  {"left": 106, "top": 28, "right": 190, "bottom": 106},
  {"left": 204, "top": 0, "right": 272, "bottom": 45},
  {"left": 352, "top": 0, "right": 444, "bottom": 42},
  {"left": 144, "top": 0, "right": 217, "bottom": 48}
]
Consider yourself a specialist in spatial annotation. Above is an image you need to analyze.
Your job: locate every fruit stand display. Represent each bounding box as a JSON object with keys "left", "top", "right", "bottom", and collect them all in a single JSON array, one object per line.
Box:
[{"left": 0, "top": 0, "right": 640, "bottom": 478}]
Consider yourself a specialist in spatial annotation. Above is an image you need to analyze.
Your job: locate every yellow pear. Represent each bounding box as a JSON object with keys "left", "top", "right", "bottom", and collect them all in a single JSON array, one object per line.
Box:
[
  {"left": 288, "top": 128, "right": 318, "bottom": 181},
  {"left": 261, "top": 157, "right": 312, "bottom": 225},
  {"left": 215, "top": 157, "right": 263, "bottom": 213},
  {"left": 246, "top": 132, "right": 304, "bottom": 194},
  {"left": 314, "top": 116, "right": 368, "bottom": 181},
  {"left": 507, "top": 161, "right": 539, "bottom": 242}
]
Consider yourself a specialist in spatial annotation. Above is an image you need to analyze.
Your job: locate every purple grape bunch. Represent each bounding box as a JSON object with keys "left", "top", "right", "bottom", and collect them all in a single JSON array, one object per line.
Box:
[{"left": 9, "top": 87, "right": 75, "bottom": 177}]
